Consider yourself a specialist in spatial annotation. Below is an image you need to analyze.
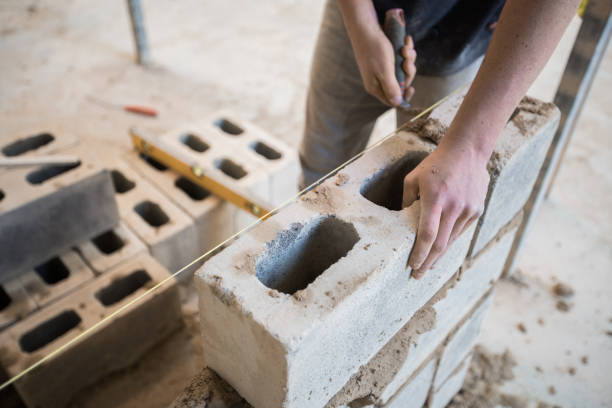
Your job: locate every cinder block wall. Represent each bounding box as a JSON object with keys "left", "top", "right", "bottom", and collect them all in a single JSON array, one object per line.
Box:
[{"left": 191, "top": 94, "right": 559, "bottom": 408}]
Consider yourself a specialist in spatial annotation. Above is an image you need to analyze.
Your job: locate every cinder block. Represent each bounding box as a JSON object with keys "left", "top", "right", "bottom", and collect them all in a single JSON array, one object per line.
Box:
[
  {"left": 0, "top": 144, "right": 120, "bottom": 280},
  {"left": 156, "top": 121, "right": 271, "bottom": 233},
  {"left": 124, "top": 149, "right": 233, "bottom": 255},
  {"left": 0, "top": 278, "right": 37, "bottom": 330},
  {"left": 381, "top": 214, "right": 518, "bottom": 398},
  {"left": 206, "top": 111, "right": 300, "bottom": 205},
  {"left": 328, "top": 214, "right": 517, "bottom": 406},
  {"left": 386, "top": 358, "right": 437, "bottom": 408},
  {"left": 0, "top": 253, "right": 182, "bottom": 408},
  {"left": 428, "top": 354, "right": 471, "bottom": 408},
  {"left": 74, "top": 221, "right": 147, "bottom": 275},
  {"left": 19, "top": 250, "right": 95, "bottom": 308},
  {"left": 196, "top": 130, "right": 473, "bottom": 408},
  {"left": 433, "top": 291, "right": 494, "bottom": 389},
  {"left": 169, "top": 367, "right": 250, "bottom": 408},
  {"left": 429, "top": 94, "right": 560, "bottom": 255},
  {"left": 1, "top": 127, "right": 77, "bottom": 158},
  {"left": 70, "top": 144, "right": 200, "bottom": 276}
]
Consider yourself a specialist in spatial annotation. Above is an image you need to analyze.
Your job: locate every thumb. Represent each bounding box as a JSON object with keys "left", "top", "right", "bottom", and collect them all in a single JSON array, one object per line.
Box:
[{"left": 402, "top": 173, "right": 420, "bottom": 208}]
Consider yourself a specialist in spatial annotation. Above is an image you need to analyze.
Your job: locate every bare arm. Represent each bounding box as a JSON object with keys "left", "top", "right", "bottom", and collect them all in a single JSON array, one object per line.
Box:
[{"left": 404, "top": 0, "right": 580, "bottom": 277}]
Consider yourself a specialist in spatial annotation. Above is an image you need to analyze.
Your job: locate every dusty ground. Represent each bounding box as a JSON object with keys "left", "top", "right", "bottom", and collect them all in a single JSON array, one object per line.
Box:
[{"left": 0, "top": 1, "right": 610, "bottom": 407}]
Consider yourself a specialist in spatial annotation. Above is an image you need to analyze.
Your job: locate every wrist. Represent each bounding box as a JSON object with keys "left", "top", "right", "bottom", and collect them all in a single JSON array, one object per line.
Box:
[{"left": 437, "top": 126, "right": 493, "bottom": 167}]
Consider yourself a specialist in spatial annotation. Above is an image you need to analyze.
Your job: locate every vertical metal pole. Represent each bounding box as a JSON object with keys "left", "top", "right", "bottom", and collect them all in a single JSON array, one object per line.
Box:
[
  {"left": 126, "top": 0, "right": 151, "bottom": 65},
  {"left": 502, "top": 0, "right": 612, "bottom": 277}
]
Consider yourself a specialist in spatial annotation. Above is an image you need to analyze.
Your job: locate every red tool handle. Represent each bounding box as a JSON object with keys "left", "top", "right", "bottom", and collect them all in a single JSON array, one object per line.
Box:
[{"left": 124, "top": 105, "right": 158, "bottom": 117}]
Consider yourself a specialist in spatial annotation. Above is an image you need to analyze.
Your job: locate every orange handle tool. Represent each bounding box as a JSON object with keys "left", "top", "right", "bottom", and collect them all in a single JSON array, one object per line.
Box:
[{"left": 124, "top": 105, "right": 158, "bottom": 117}]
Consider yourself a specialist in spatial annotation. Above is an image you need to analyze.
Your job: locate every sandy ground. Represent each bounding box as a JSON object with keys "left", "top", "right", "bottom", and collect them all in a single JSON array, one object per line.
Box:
[{"left": 0, "top": 1, "right": 610, "bottom": 407}]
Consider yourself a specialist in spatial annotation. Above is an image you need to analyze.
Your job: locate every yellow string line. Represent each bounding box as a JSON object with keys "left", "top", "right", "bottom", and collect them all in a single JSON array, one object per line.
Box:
[{"left": 0, "top": 83, "right": 466, "bottom": 391}]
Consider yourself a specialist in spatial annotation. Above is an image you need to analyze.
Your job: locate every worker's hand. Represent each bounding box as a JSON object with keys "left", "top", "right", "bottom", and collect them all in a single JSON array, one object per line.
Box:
[
  {"left": 402, "top": 138, "right": 490, "bottom": 279},
  {"left": 350, "top": 27, "right": 417, "bottom": 106}
]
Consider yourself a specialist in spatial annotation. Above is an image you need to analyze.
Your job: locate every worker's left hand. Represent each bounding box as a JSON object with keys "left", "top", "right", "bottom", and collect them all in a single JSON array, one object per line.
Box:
[{"left": 402, "top": 137, "right": 490, "bottom": 279}]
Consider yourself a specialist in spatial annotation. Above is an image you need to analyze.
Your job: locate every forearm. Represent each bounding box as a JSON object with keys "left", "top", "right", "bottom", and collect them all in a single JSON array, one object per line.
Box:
[
  {"left": 443, "top": 0, "right": 580, "bottom": 161},
  {"left": 337, "top": 0, "right": 379, "bottom": 38}
]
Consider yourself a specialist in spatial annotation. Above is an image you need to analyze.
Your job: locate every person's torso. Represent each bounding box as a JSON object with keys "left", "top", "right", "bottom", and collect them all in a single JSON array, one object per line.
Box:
[{"left": 374, "top": 0, "right": 506, "bottom": 76}]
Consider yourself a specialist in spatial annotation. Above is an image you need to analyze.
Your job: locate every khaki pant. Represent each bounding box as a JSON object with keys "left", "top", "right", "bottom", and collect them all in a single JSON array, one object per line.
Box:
[{"left": 299, "top": 0, "right": 482, "bottom": 187}]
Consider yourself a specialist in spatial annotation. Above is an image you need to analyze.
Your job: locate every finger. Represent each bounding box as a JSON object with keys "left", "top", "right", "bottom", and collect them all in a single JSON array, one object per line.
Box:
[
  {"left": 417, "top": 208, "right": 459, "bottom": 273},
  {"left": 447, "top": 208, "right": 471, "bottom": 246},
  {"left": 369, "top": 76, "right": 394, "bottom": 106},
  {"left": 402, "top": 47, "right": 417, "bottom": 62},
  {"left": 404, "top": 34, "right": 414, "bottom": 49},
  {"left": 408, "top": 196, "right": 442, "bottom": 271},
  {"left": 404, "top": 86, "right": 415, "bottom": 103},
  {"left": 375, "top": 70, "right": 402, "bottom": 106},
  {"left": 402, "top": 58, "right": 417, "bottom": 84},
  {"left": 402, "top": 174, "right": 419, "bottom": 208}
]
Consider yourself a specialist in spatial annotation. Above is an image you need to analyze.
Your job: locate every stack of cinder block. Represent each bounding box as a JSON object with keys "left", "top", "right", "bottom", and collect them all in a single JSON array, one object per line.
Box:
[
  {"left": 174, "top": 94, "right": 559, "bottom": 408},
  {"left": 0, "top": 114, "right": 299, "bottom": 407},
  {"left": 0, "top": 129, "right": 182, "bottom": 408}
]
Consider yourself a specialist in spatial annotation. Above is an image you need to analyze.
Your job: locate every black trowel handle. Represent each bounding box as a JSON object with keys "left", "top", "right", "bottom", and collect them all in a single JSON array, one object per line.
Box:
[{"left": 383, "top": 8, "right": 410, "bottom": 108}]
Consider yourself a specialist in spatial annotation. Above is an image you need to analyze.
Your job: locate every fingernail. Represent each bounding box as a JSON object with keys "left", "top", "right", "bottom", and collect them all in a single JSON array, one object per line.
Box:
[
  {"left": 391, "top": 95, "right": 402, "bottom": 106},
  {"left": 412, "top": 271, "right": 423, "bottom": 280}
]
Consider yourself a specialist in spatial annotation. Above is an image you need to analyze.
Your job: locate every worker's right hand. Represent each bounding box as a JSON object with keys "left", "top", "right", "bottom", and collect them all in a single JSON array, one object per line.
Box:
[{"left": 349, "top": 25, "right": 417, "bottom": 106}]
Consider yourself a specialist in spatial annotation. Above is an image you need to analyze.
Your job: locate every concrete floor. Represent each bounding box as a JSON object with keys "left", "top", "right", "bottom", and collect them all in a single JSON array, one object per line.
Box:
[{"left": 0, "top": 1, "right": 610, "bottom": 407}]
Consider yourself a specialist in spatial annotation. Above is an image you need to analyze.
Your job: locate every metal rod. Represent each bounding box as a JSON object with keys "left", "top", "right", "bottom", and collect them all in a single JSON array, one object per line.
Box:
[
  {"left": 126, "top": 0, "right": 151, "bottom": 65},
  {"left": 502, "top": 0, "right": 612, "bottom": 277}
]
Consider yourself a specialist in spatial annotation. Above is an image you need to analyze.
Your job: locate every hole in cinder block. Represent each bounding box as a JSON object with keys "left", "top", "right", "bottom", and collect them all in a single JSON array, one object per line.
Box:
[
  {"left": 0, "top": 285, "right": 11, "bottom": 311},
  {"left": 2, "top": 133, "right": 55, "bottom": 157},
  {"left": 92, "top": 230, "right": 125, "bottom": 255},
  {"left": 213, "top": 118, "right": 244, "bottom": 136},
  {"left": 25, "top": 162, "right": 81, "bottom": 185},
  {"left": 250, "top": 141, "right": 282, "bottom": 160},
  {"left": 180, "top": 133, "right": 209, "bottom": 153},
  {"left": 360, "top": 151, "right": 429, "bottom": 211},
  {"left": 139, "top": 152, "right": 167, "bottom": 171},
  {"left": 134, "top": 200, "right": 170, "bottom": 227},
  {"left": 256, "top": 216, "right": 359, "bottom": 294},
  {"left": 175, "top": 176, "right": 211, "bottom": 201},
  {"left": 0, "top": 189, "right": 4, "bottom": 202},
  {"left": 19, "top": 310, "right": 81, "bottom": 353},
  {"left": 95, "top": 269, "right": 151, "bottom": 306},
  {"left": 215, "top": 158, "right": 247, "bottom": 180},
  {"left": 34, "top": 257, "right": 70, "bottom": 285},
  {"left": 111, "top": 169, "right": 136, "bottom": 194}
]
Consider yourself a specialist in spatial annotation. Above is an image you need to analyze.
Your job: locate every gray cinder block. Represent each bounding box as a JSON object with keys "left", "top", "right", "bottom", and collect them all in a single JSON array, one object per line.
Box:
[
  {"left": 0, "top": 254, "right": 181, "bottom": 408},
  {"left": 0, "top": 144, "right": 120, "bottom": 280},
  {"left": 19, "top": 250, "right": 95, "bottom": 307},
  {"left": 386, "top": 358, "right": 437, "bottom": 408},
  {"left": 196, "top": 130, "right": 473, "bottom": 408},
  {"left": 124, "top": 149, "right": 233, "bottom": 259},
  {"left": 206, "top": 111, "right": 300, "bottom": 206},
  {"left": 428, "top": 354, "right": 472, "bottom": 408},
  {"left": 70, "top": 144, "right": 201, "bottom": 278},
  {"left": 433, "top": 291, "right": 494, "bottom": 389},
  {"left": 157, "top": 120, "right": 270, "bottom": 233}
]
